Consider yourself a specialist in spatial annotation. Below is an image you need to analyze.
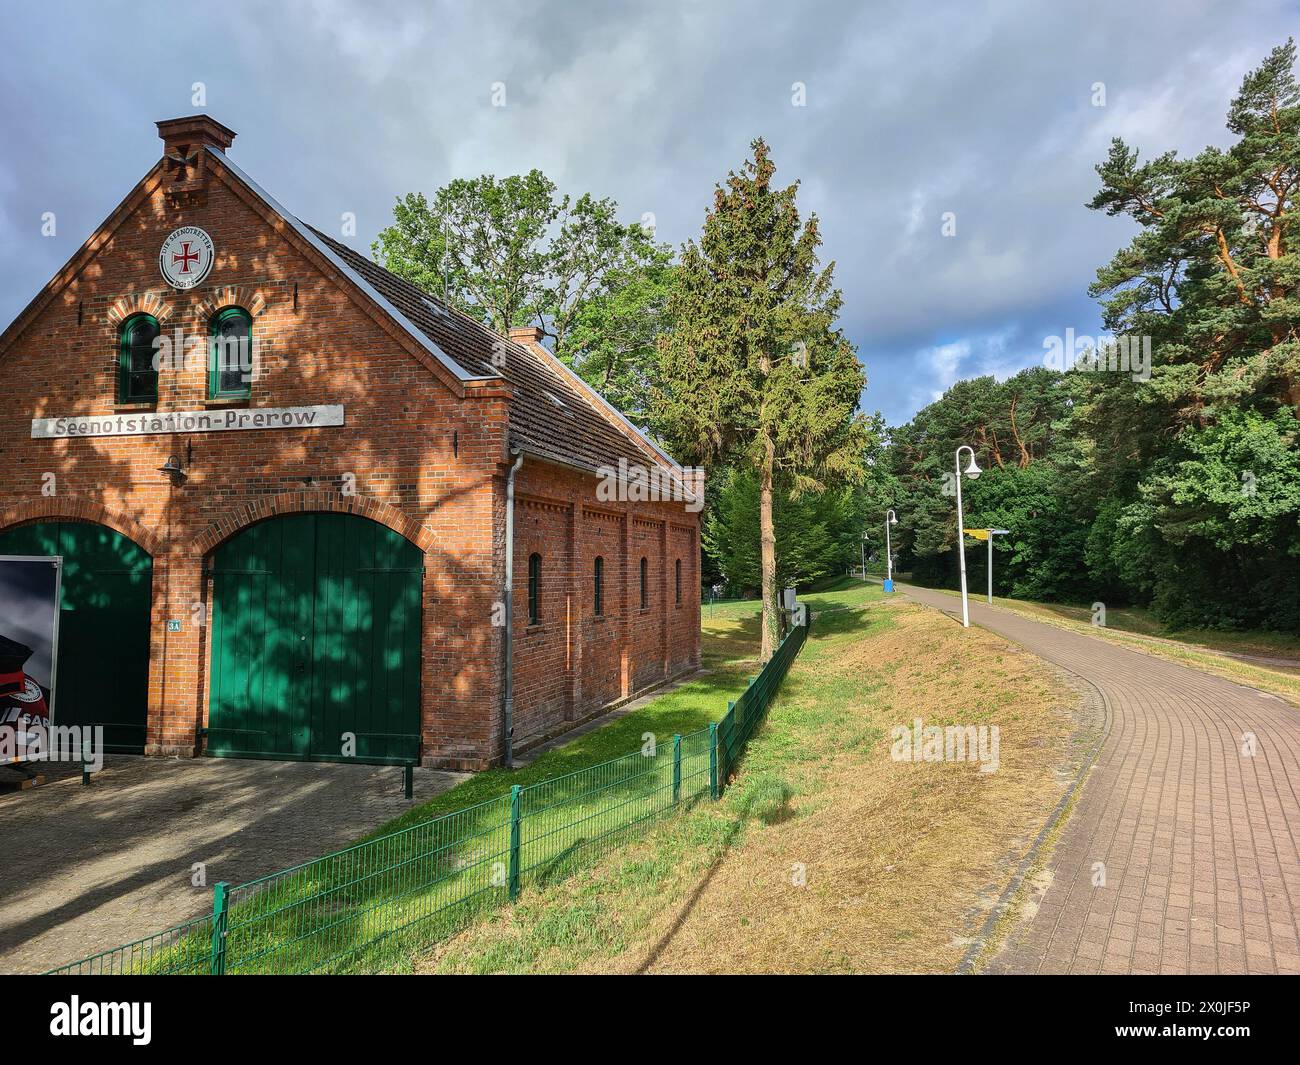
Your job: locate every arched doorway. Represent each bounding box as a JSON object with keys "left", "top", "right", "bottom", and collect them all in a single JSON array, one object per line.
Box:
[
  {"left": 207, "top": 512, "right": 423, "bottom": 764},
  {"left": 0, "top": 520, "right": 153, "bottom": 752}
]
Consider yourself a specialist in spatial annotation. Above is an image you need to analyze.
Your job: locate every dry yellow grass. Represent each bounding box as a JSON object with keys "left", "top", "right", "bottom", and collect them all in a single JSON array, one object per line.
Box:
[
  {"left": 419, "top": 596, "right": 1089, "bottom": 974},
  {"left": 604, "top": 604, "right": 1085, "bottom": 974}
]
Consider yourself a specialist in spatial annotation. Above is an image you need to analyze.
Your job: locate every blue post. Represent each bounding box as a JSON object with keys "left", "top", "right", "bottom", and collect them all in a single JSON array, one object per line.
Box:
[{"left": 508, "top": 785, "right": 522, "bottom": 901}]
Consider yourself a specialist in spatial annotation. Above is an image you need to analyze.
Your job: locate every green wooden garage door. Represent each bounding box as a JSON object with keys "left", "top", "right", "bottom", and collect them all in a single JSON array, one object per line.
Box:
[
  {"left": 0, "top": 521, "right": 152, "bottom": 753},
  {"left": 208, "top": 513, "right": 423, "bottom": 764}
]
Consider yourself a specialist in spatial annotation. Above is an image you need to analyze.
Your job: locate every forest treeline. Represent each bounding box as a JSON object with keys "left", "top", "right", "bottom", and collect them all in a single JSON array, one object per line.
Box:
[{"left": 374, "top": 40, "right": 1300, "bottom": 635}]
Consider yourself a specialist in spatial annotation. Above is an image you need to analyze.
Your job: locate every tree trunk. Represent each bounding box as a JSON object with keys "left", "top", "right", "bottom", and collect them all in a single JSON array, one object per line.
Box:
[{"left": 759, "top": 427, "right": 779, "bottom": 663}]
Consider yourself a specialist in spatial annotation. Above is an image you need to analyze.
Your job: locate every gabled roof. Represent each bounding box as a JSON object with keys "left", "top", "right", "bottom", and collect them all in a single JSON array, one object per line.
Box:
[
  {"left": 1, "top": 137, "right": 692, "bottom": 494},
  {"left": 216, "top": 147, "right": 687, "bottom": 484},
  {"left": 307, "top": 227, "right": 685, "bottom": 477}
]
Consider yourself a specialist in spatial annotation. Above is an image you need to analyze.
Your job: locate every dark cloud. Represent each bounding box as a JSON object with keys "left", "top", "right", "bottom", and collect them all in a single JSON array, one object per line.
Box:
[{"left": 0, "top": 0, "right": 1289, "bottom": 424}]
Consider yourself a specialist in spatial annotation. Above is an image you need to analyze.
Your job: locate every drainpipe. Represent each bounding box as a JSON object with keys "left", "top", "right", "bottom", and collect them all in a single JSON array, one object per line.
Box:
[{"left": 503, "top": 448, "right": 524, "bottom": 768}]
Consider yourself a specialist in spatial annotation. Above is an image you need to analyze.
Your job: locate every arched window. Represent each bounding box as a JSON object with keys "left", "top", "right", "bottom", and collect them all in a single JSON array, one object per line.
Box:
[
  {"left": 594, "top": 556, "right": 604, "bottom": 616},
  {"left": 640, "top": 557, "right": 649, "bottom": 610},
  {"left": 210, "top": 306, "right": 253, "bottom": 399},
  {"left": 675, "top": 559, "right": 682, "bottom": 604},
  {"left": 527, "top": 552, "right": 541, "bottom": 625},
  {"left": 118, "top": 313, "right": 160, "bottom": 402}
]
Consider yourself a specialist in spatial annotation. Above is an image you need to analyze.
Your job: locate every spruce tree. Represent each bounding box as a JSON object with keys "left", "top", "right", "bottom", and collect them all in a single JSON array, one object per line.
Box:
[{"left": 654, "top": 139, "right": 869, "bottom": 660}]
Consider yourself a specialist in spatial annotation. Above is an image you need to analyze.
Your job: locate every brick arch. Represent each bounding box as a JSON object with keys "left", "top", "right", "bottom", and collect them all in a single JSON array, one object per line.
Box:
[
  {"left": 192, "top": 490, "right": 434, "bottom": 556},
  {"left": 195, "top": 285, "right": 268, "bottom": 320},
  {"left": 0, "top": 496, "right": 165, "bottom": 557},
  {"left": 106, "top": 290, "right": 177, "bottom": 327}
]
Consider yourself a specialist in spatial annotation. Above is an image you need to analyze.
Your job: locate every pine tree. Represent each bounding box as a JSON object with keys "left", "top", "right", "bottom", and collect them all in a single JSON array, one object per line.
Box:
[{"left": 654, "top": 139, "right": 869, "bottom": 659}]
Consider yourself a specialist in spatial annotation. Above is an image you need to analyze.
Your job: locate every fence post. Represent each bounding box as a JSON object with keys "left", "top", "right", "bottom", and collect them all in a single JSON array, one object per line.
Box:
[
  {"left": 708, "top": 722, "right": 719, "bottom": 800},
  {"left": 508, "top": 785, "right": 522, "bottom": 901},
  {"left": 672, "top": 734, "right": 682, "bottom": 805},
  {"left": 209, "top": 881, "right": 229, "bottom": 976}
]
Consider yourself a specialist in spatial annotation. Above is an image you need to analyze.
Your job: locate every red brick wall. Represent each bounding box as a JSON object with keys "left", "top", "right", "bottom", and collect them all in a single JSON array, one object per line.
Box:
[
  {"left": 0, "top": 156, "right": 514, "bottom": 768},
  {"left": 0, "top": 147, "right": 701, "bottom": 771},
  {"left": 510, "top": 460, "right": 701, "bottom": 753}
]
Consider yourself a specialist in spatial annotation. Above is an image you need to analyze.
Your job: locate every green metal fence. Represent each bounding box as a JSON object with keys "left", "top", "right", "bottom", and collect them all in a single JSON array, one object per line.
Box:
[
  {"left": 45, "top": 615, "right": 810, "bottom": 975},
  {"left": 718, "top": 614, "right": 808, "bottom": 785}
]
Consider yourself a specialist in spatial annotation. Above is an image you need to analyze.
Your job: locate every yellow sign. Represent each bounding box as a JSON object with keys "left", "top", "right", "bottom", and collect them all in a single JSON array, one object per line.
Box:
[{"left": 964, "top": 528, "right": 990, "bottom": 540}]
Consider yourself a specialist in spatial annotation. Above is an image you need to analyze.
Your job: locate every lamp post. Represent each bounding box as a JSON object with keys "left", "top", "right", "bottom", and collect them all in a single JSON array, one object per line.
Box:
[
  {"left": 953, "top": 445, "right": 982, "bottom": 627},
  {"left": 860, "top": 531, "right": 868, "bottom": 581},
  {"left": 884, "top": 509, "right": 898, "bottom": 592},
  {"left": 986, "top": 528, "right": 1010, "bottom": 604}
]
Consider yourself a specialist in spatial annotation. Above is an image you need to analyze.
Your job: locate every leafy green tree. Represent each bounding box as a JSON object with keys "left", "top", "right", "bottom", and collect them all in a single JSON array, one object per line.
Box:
[
  {"left": 374, "top": 172, "right": 556, "bottom": 332},
  {"left": 705, "top": 467, "right": 866, "bottom": 593},
  {"left": 883, "top": 369, "right": 1073, "bottom": 586},
  {"left": 874, "top": 42, "right": 1300, "bottom": 633},
  {"left": 654, "top": 139, "right": 870, "bottom": 659},
  {"left": 373, "top": 171, "right": 674, "bottom": 416},
  {"left": 1077, "top": 38, "right": 1300, "bottom": 628}
]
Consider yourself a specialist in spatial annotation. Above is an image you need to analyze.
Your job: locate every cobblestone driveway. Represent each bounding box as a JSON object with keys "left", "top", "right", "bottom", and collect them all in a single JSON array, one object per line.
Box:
[{"left": 0, "top": 756, "right": 464, "bottom": 973}]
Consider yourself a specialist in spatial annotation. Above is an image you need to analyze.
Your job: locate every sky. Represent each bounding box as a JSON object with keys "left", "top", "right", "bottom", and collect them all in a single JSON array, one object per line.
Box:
[{"left": 0, "top": 0, "right": 1293, "bottom": 426}]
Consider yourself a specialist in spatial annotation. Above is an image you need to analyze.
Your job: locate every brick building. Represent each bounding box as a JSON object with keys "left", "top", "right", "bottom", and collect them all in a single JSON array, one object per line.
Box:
[{"left": 0, "top": 115, "right": 701, "bottom": 770}]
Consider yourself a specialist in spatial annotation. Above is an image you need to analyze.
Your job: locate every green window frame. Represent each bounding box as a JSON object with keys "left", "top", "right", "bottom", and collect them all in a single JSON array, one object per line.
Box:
[
  {"left": 594, "top": 556, "right": 604, "bottom": 616},
  {"left": 118, "top": 313, "right": 160, "bottom": 403},
  {"left": 527, "top": 552, "right": 541, "bottom": 625},
  {"left": 209, "top": 306, "right": 253, "bottom": 399}
]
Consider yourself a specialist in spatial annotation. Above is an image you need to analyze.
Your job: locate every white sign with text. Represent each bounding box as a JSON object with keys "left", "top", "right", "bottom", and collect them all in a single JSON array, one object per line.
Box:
[{"left": 32, "top": 405, "right": 345, "bottom": 439}]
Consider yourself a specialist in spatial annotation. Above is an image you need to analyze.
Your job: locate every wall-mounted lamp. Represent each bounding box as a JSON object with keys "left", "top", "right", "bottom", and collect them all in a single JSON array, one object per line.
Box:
[{"left": 158, "top": 455, "right": 186, "bottom": 484}]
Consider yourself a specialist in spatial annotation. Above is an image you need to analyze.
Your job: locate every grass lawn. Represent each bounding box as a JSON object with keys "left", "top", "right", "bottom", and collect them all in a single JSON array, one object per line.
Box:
[
  {"left": 131, "top": 581, "right": 865, "bottom": 975},
  {"left": 909, "top": 583, "right": 1300, "bottom": 705},
  {"left": 417, "top": 584, "right": 1086, "bottom": 974},
  {"left": 360, "top": 583, "right": 875, "bottom": 841}
]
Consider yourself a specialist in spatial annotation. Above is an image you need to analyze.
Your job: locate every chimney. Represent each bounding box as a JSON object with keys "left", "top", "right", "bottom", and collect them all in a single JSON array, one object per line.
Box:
[
  {"left": 508, "top": 325, "right": 544, "bottom": 346},
  {"left": 156, "top": 115, "right": 236, "bottom": 209}
]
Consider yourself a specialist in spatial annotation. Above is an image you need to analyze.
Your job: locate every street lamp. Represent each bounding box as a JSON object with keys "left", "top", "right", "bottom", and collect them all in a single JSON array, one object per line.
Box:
[
  {"left": 954, "top": 445, "right": 982, "bottom": 627},
  {"left": 883, "top": 509, "right": 898, "bottom": 592},
  {"left": 860, "top": 531, "right": 869, "bottom": 581}
]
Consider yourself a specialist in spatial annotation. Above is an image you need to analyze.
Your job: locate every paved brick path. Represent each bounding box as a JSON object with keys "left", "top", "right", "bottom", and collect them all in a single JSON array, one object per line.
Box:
[{"left": 900, "top": 583, "right": 1300, "bottom": 975}]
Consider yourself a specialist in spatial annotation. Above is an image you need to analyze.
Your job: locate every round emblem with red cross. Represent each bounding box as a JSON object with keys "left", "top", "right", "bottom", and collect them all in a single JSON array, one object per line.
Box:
[{"left": 159, "top": 226, "right": 215, "bottom": 289}]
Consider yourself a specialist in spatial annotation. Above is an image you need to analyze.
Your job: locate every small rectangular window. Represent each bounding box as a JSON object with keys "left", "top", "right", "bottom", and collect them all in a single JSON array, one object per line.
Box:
[
  {"left": 528, "top": 553, "right": 541, "bottom": 625},
  {"left": 210, "top": 307, "right": 253, "bottom": 399},
  {"left": 119, "top": 315, "right": 160, "bottom": 403},
  {"left": 640, "top": 557, "right": 648, "bottom": 610},
  {"left": 594, "top": 556, "right": 604, "bottom": 616},
  {"left": 675, "top": 559, "right": 682, "bottom": 604}
]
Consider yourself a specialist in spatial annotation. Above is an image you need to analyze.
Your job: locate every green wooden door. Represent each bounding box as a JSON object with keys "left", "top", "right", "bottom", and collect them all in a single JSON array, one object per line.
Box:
[
  {"left": 0, "top": 521, "right": 152, "bottom": 752},
  {"left": 208, "top": 514, "right": 423, "bottom": 764}
]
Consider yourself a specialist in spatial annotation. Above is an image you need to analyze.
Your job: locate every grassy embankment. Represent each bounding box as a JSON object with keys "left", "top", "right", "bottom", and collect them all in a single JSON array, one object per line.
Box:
[
  {"left": 910, "top": 583, "right": 1300, "bottom": 705},
  {"left": 417, "top": 578, "right": 1084, "bottom": 974}
]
